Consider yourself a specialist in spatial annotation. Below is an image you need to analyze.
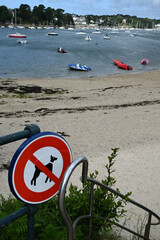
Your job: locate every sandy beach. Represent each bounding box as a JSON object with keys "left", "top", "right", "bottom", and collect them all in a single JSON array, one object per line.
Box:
[{"left": 0, "top": 71, "right": 160, "bottom": 239}]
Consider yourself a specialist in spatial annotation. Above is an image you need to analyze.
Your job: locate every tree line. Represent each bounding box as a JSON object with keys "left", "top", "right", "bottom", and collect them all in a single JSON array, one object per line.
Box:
[
  {"left": 0, "top": 4, "right": 159, "bottom": 28},
  {"left": 0, "top": 4, "right": 74, "bottom": 26},
  {"left": 86, "top": 14, "right": 159, "bottom": 29}
]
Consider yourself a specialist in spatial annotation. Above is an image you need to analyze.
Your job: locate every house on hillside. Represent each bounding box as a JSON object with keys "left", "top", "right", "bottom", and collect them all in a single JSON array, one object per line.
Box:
[
  {"left": 155, "top": 23, "right": 160, "bottom": 29},
  {"left": 72, "top": 14, "right": 87, "bottom": 27}
]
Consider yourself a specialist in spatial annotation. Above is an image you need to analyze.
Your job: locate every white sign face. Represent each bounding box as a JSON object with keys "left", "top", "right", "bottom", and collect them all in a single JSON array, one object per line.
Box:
[
  {"left": 24, "top": 147, "right": 63, "bottom": 192},
  {"left": 9, "top": 132, "right": 72, "bottom": 204}
]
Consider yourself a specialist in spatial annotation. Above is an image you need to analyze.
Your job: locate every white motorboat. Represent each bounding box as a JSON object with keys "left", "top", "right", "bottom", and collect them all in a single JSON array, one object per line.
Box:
[
  {"left": 68, "top": 63, "right": 91, "bottom": 71},
  {"left": 17, "top": 39, "right": 27, "bottom": 44},
  {"left": 47, "top": 32, "right": 58, "bottom": 36},
  {"left": 75, "top": 32, "right": 86, "bottom": 35},
  {"left": 85, "top": 36, "right": 91, "bottom": 41},
  {"left": 8, "top": 25, "right": 15, "bottom": 29},
  {"left": 92, "top": 30, "right": 101, "bottom": 34},
  {"left": 68, "top": 27, "right": 74, "bottom": 30},
  {"left": 103, "top": 34, "right": 111, "bottom": 40},
  {"left": 28, "top": 26, "right": 36, "bottom": 29}
]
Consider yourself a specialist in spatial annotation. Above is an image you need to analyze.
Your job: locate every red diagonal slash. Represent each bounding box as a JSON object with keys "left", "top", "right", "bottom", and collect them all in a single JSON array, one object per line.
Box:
[{"left": 29, "top": 154, "right": 59, "bottom": 183}]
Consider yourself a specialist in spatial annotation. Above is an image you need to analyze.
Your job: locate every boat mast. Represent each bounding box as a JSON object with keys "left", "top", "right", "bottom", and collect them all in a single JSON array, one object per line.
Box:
[{"left": 15, "top": 8, "right": 17, "bottom": 27}]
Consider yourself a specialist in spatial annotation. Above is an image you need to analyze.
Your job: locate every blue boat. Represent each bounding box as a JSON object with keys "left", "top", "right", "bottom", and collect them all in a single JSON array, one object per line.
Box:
[{"left": 68, "top": 64, "right": 91, "bottom": 71}]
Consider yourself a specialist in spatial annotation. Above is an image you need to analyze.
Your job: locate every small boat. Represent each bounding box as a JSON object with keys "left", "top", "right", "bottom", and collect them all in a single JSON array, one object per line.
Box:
[
  {"left": 8, "top": 25, "right": 15, "bottom": 29},
  {"left": 57, "top": 47, "right": 67, "bottom": 53},
  {"left": 113, "top": 59, "right": 133, "bottom": 70},
  {"left": 68, "top": 64, "right": 91, "bottom": 71},
  {"left": 75, "top": 31, "right": 86, "bottom": 35},
  {"left": 47, "top": 32, "right": 58, "bottom": 36},
  {"left": 85, "top": 36, "right": 91, "bottom": 41},
  {"left": 8, "top": 32, "right": 27, "bottom": 38},
  {"left": 110, "top": 29, "right": 119, "bottom": 34},
  {"left": 129, "top": 33, "right": 137, "bottom": 37},
  {"left": 103, "top": 34, "right": 111, "bottom": 40},
  {"left": 17, "top": 39, "right": 27, "bottom": 44},
  {"left": 68, "top": 27, "right": 74, "bottom": 30},
  {"left": 118, "top": 62, "right": 133, "bottom": 70},
  {"left": 141, "top": 59, "right": 149, "bottom": 65},
  {"left": 92, "top": 30, "right": 101, "bottom": 34},
  {"left": 8, "top": 9, "right": 27, "bottom": 39},
  {"left": 113, "top": 59, "right": 122, "bottom": 66}
]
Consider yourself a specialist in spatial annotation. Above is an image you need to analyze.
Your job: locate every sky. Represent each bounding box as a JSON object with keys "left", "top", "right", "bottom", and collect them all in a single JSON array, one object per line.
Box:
[{"left": 0, "top": 0, "right": 160, "bottom": 20}]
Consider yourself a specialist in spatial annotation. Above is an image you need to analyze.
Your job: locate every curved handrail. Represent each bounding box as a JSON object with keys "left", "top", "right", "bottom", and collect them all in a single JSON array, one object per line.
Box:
[
  {"left": 58, "top": 156, "right": 88, "bottom": 240},
  {"left": 58, "top": 156, "right": 160, "bottom": 240}
]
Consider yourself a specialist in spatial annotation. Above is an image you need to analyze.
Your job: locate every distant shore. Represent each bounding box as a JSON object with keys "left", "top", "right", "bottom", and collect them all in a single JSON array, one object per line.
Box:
[{"left": 0, "top": 70, "right": 160, "bottom": 239}]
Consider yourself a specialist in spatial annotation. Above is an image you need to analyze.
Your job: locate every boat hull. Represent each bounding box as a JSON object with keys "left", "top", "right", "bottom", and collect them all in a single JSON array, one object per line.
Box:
[
  {"left": 57, "top": 48, "right": 67, "bottom": 53},
  {"left": 113, "top": 59, "right": 133, "bottom": 70},
  {"left": 103, "top": 37, "right": 111, "bottom": 39},
  {"left": 118, "top": 63, "right": 133, "bottom": 70},
  {"left": 8, "top": 34, "right": 27, "bottom": 38},
  {"left": 47, "top": 32, "right": 58, "bottom": 36},
  {"left": 85, "top": 36, "right": 91, "bottom": 41},
  {"left": 17, "top": 40, "right": 27, "bottom": 44},
  {"left": 113, "top": 59, "right": 122, "bottom": 66},
  {"left": 68, "top": 64, "right": 91, "bottom": 71},
  {"left": 103, "top": 34, "right": 111, "bottom": 40},
  {"left": 141, "top": 59, "right": 149, "bottom": 65}
]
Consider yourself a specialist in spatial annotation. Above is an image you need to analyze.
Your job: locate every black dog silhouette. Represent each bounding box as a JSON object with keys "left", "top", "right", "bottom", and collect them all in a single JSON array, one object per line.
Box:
[{"left": 31, "top": 155, "right": 57, "bottom": 186}]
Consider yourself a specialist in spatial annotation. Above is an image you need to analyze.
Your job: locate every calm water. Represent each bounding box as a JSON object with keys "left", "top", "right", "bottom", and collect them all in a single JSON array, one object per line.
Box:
[{"left": 0, "top": 28, "right": 160, "bottom": 79}]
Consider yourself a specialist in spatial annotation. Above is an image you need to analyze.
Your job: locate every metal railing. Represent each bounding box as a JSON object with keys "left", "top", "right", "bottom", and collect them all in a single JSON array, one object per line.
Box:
[
  {"left": 0, "top": 124, "right": 41, "bottom": 240},
  {"left": 58, "top": 156, "right": 160, "bottom": 240}
]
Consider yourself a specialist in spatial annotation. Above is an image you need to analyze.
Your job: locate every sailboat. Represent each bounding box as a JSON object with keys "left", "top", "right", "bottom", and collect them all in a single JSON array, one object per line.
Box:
[
  {"left": 8, "top": 9, "right": 27, "bottom": 38},
  {"left": 8, "top": 32, "right": 27, "bottom": 38}
]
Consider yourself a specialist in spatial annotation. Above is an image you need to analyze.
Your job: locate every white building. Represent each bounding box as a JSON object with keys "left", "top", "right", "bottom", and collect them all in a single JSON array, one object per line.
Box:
[
  {"left": 72, "top": 14, "right": 87, "bottom": 26},
  {"left": 122, "top": 19, "right": 127, "bottom": 24},
  {"left": 155, "top": 23, "right": 160, "bottom": 29}
]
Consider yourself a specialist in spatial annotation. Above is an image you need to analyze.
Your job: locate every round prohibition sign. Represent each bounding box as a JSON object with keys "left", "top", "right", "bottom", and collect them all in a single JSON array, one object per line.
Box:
[{"left": 9, "top": 132, "right": 72, "bottom": 204}]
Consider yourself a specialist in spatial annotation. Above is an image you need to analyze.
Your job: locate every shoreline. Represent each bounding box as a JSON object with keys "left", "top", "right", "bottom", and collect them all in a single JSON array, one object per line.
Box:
[
  {"left": 0, "top": 70, "right": 160, "bottom": 238},
  {"left": 2, "top": 68, "right": 160, "bottom": 81}
]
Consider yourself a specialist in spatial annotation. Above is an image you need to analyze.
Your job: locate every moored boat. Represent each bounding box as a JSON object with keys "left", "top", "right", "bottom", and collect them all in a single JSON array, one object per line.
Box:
[
  {"left": 17, "top": 39, "right": 27, "bottom": 44},
  {"left": 118, "top": 62, "right": 133, "bottom": 70},
  {"left": 113, "top": 59, "right": 122, "bottom": 66},
  {"left": 141, "top": 59, "right": 149, "bottom": 65},
  {"left": 8, "top": 9, "right": 27, "bottom": 39},
  {"left": 8, "top": 32, "right": 27, "bottom": 38},
  {"left": 57, "top": 47, "right": 67, "bottom": 53},
  {"left": 47, "top": 32, "right": 58, "bottom": 36},
  {"left": 75, "top": 31, "right": 86, "bottom": 35},
  {"left": 85, "top": 36, "right": 91, "bottom": 41},
  {"left": 92, "top": 30, "right": 101, "bottom": 34},
  {"left": 113, "top": 59, "right": 133, "bottom": 70},
  {"left": 68, "top": 63, "right": 91, "bottom": 71},
  {"left": 103, "top": 34, "right": 111, "bottom": 40}
]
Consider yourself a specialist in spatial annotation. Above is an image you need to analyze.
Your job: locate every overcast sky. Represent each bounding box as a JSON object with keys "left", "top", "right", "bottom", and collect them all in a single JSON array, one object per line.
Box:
[{"left": 0, "top": 0, "right": 160, "bottom": 19}]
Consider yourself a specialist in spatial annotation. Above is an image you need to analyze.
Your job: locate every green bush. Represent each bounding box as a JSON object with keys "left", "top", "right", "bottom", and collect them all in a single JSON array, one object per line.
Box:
[
  {"left": 64, "top": 148, "right": 132, "bottom": 239},
  {"left": 0, "top": 148, "right": 131, "bottom": 240}
]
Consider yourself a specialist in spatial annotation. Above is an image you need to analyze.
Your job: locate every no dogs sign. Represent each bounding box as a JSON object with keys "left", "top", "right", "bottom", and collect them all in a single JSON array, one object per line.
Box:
[{"left": 8, "top": 132, "right": 72, "bottom": 204}]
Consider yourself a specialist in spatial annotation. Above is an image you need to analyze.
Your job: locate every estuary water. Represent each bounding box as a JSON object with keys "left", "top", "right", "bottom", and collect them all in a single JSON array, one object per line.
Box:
[{"left": 0, "top": 27, "right": 160, "bottom": 79}]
